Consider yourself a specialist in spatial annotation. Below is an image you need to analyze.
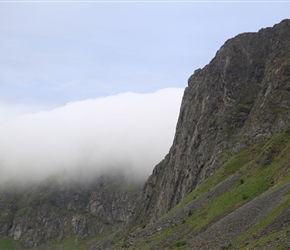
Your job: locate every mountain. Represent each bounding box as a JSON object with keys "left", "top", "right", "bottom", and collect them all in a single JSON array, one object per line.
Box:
[
  {"left": 1, "top": 19, "right": 290, "bottom": 250},
  {"left": 131, "top": 18, "right": 290, "bottom": 224},
  {"left": 103, "top": 19, "right": 290, "bottom": 249},
  {"left": 0, "top": 175, "right": 141, "bottom": 249}
]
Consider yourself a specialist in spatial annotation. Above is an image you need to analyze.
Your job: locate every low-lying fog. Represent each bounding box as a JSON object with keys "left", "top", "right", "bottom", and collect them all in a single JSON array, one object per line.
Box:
[{"left": 0, "top": 88, "right": 183, "bottom": 186}]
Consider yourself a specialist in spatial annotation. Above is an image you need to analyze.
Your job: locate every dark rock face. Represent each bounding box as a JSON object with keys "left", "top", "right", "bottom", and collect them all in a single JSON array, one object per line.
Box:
[
  {"left": 0, "top": 175, "right": 140, "bottom": 248},
  {"left": 133, "top": 19, "right": 290, "bottom": 223},
  {"left": 2, "top": 19, "right": 290, "bottom": 249}
]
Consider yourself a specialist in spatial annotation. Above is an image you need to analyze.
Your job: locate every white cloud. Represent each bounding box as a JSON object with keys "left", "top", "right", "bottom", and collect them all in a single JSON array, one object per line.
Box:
[{"left": 0, "top": 88, "right": 183, "bottom": 186}]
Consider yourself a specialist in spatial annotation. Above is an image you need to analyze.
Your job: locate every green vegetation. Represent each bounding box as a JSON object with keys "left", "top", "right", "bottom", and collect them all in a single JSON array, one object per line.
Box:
[
  {"left": 234, "top": 193, "right": 290, "bottom": 247},
  {"left": 167, "top": 144, "right": 252, "bottom": 215},
  {"left": 53, "top": 234, "right": 76, "bottom": 250},
  {"left": 145, "top": 127, "right": 290, "bottom": 249},
  {"left": 0, "top": 237, "right": 13, "bottom": 250},
  {"left": 170, "top": 240, "right": 188, "bottom": 249},
  {"left": 239, "top": 226, "right": 290, "bottom": 250},
  {"left": 2, "top": 128, "right": 290, "bottom": 249},
  {"left": 6, "top": 232, "right": 109, "bottom": 250},
  {"left": 35, "top": 230, "right": 112, "bottom": 250},
  {"left": 39, "top": 234, "right": 77, "bottom": 250}
]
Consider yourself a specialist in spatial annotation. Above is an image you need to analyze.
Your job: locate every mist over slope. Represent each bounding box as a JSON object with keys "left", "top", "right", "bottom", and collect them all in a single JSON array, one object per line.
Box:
[{"left": 0, "top": 88, "right": 183, "bottom": 185}]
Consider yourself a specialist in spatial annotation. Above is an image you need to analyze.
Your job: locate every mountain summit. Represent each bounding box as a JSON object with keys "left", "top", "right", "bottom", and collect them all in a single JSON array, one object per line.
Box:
[
  {"left": 1, "top": 19, "right": 290, "bottom": 250},
  {"left": 133, "top": 18, "right": 290, "bottom": 221},
  {"left": 118, "top": 19, "right": 290, "bottom": 249}
]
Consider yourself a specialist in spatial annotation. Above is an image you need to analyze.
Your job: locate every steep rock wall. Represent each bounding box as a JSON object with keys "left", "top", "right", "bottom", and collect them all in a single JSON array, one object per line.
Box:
[
  {"left": 0, "top": 175, "right": 140, "bottom": 248},
  {"left": 133, "top": 19, "right": 290, "bottom": 223}
]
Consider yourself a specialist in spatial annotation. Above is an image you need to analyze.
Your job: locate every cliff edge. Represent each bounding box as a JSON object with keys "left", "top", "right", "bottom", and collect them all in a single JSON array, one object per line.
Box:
[{"left": 133, "top": 18, "right": 290, "bottom": 225}]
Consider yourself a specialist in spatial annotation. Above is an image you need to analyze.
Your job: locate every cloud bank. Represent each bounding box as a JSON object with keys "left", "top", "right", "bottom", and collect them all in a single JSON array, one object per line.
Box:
[{"left": 0, "top": 88, "right": 183, "bottom": 186}]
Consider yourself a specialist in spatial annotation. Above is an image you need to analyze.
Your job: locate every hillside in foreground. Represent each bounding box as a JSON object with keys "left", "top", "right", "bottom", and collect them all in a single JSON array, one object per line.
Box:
[
  {"left": 1, "top": 19, "right": 290, "bottom": 250},
  {"left": 96, "top": 19, "right": 290, "bottom": 250}
]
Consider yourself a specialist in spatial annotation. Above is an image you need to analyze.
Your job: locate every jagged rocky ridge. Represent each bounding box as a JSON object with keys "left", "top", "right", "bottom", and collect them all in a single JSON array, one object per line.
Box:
[
  {"left": 0, "top": 175, "right": 140, "bottom": 249},
  {"left": 132, "top": 18, "right": 290, "bottom": 224},
  {"left": 1, "top": 19, "right": 290, "bottom": 249},
  {"left": 89, "top": 19, "right": 290, "bottom": 250}
]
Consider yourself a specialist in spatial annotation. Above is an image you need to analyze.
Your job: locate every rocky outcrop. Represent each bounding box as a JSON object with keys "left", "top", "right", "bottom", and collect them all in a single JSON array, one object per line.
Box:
[
  {"left": 1, "top": 19, "right": 290, "bottom": 250},
  {"left": 102, "top": 175, "right": 290, "bottom": 249},
  {"left": 132, "top": 19, "right": 290, "bottom": 224},
  {"left": 189, "top": 182, "right": 290, "bottom": 249},
  {"left": 0, "top": 175, "right": 140, "bottom": 248}
]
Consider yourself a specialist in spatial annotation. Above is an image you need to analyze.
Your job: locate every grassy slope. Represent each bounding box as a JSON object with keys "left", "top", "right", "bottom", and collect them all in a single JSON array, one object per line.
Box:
[
  {"left": 0, "top": 237, "right": 13, "bottom": 249},
  {"left": 132, "top": 127, "right": 290, "bottom": 249},
  {"left": 0, "top": 182, "right": 138, "bottom": 250},
  {"left": 1, "top": 128, "right": 290, "bottom": 249}
]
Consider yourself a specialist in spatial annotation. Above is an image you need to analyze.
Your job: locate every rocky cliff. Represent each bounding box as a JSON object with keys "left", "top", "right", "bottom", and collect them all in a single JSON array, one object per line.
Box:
[
  {"left": 0, "top": 175, "right": 140, "bottom": 249},
  {"left": 1, "top": 19, "right": 290, "bottom": 250},
  {"left": 99, "top": 19, "right": 290, "bottom": 250},
  {"left": 132, "top": 18, "right": 290, "bottom": 224}
]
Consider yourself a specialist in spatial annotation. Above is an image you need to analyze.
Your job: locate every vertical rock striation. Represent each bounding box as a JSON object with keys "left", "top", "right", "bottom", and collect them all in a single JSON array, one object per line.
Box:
[
  {"left": 0, "top": 175, "right": 140, "bottom": 248},
  {"left": 133, "top": 19, "right": 290, "bottom": 224}
]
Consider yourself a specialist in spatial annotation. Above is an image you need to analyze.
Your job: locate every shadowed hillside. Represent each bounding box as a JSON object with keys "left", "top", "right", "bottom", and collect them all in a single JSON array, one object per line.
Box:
[
  {"left": 99, "top": 19, "right": 290, "bottom": 250},
  {"left": 1, "top": 19, "right": 290, "bottom": 250}
]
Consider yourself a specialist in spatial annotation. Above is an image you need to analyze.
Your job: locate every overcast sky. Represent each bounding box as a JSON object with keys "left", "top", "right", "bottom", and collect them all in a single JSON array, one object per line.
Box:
[
  {"left": 0, "top": 1, "right": 289, "bottom": 184},
  {"left": 1, "top": 1, "right": 289, "bottom": 109}
]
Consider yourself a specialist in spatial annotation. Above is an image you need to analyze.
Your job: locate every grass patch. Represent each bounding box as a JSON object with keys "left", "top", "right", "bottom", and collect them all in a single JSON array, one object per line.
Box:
[
  {"left": 41, "top": 230, "right": 112, "bottom": 250},
  {"left": 170, "top": 240, "right": 188, "bottom": 249},
  {"left": 239, "top": 225, "right": 290, "bottom": 250},
  {"left": 184, "top": 129, "right": 290, "bottom": 231},
  {"left": 150, "top": 128, "right": 290, "bottom": 249},
  {"left": 43, "top": 234, "right": 77, "bottom": 250},
  {"left": 0, "top": 237, "right": 13, "bottom": 250},
  {"left": 234, "top": 192, "right": 290, "bottom": 246},
  {"left": 167, "top": 146, "right": 252, "bottom": 215},
  {"left": 57, "top": 235, "right": 76, "bottom": 250},
  {"left": 136, "top": 223, "right": 187, "bottom": 250}
]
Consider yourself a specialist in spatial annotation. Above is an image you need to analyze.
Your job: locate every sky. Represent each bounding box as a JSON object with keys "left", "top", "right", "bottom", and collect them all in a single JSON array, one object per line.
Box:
[
  {"left": 1, "top": 1, "right": 289, "bottom": 108},
  {"left": 0, "top": 88, "right": 184, "bottom": 185},
  {"left": 0, "top": 1, "right": 289, "bottom": 184}
]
